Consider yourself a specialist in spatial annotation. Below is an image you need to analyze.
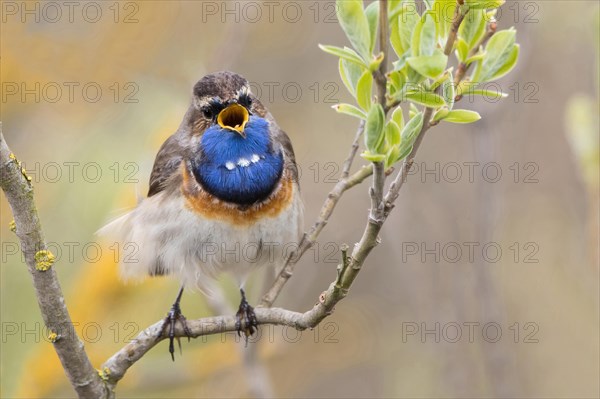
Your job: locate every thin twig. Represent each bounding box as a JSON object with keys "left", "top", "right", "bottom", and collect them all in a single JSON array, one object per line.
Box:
[
  {"left": 369, "top": 0, "right": 390, "bottom": 226},
  {"left": 103, "top": 291, "right": 377, "bottom": 390},
  {"left": 375, "top": 0, "right": 389, "bottom": 103},
  {"left": 454, "top": 20, "right": 497, "bottom": 88},
  {"left": 259, "top": 122, "right": 371, "bottom": 308},
  {"left": 383, "top": 107, "right": 435, "bottom": 210},
  {"left": 370, "top": 161, "right": 386, "bottom": 222},
  {"left": 444, "top": 2, "right": 467, "bottom": 56},
  {"left": 0, "top": 127, "right": 107, "bottom": 398},
  {"left": 386, "top": 0, "right": 466, "bottom": 203},
  {"left": 341, "top": 120, "right": 365, "bottom": 179}
]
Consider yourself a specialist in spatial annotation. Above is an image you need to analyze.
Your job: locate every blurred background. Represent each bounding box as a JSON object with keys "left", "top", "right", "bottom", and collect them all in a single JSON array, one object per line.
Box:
[{"left": 1, "top": 1, "right": 598, "bottom": 397}]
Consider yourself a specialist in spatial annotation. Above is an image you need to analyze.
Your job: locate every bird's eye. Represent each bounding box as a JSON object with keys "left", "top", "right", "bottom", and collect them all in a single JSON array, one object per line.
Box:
[
  {"left": 239, "top": 93, "right": 252, "bottom": 108},
  {"left": 202, "top": 108, "right": 213, "bottom": 119}
]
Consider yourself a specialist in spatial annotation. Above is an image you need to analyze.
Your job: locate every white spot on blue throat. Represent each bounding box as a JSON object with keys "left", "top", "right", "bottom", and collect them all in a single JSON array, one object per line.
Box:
[
  {"left": 224, "top": 154, "right": 261, "bottom": 170},
  {"left": 237, "top": 158, "right": 251, "bottom": 167}
]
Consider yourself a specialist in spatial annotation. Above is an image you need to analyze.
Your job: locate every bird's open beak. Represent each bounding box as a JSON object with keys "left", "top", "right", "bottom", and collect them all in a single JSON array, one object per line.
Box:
[{"left": 217, "top": 103, "right": 249, "bottom": 137}]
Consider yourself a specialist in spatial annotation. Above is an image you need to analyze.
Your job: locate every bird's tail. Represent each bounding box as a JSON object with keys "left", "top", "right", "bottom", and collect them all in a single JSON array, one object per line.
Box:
[{"left": 96, "top": 209, "right": 152, "bottom": 282}]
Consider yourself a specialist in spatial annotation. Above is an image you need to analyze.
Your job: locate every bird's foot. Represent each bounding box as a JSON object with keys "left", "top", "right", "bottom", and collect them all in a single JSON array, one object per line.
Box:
[
  {"left": 159, "top": 301, "right": 192, "bottom": 361},
  {"left": 235, "top": 289, "right": 258, "bottom": 345}
]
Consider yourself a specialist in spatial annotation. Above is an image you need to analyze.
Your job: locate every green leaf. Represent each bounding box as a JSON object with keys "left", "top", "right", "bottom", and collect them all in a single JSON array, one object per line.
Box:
[
  {"left": 473, "top": 28, "right": 517, "bottom": 82},
  {"left": 319, "top": 45, "right": 366, "bottom": 66},
  {"left": 405, "top": 89, "right": 447, "bottom": 108},
  {"left": 441, "top": 71, "right": 455, "bottom": 110},
  {"left": 396, "top": 144, "right": 414, "bottom": 162},
  {"left": 356, "top": 70, "right": 374, "bottom": 111},
  {"left": 400, "top": 1, "right": 420, "bottom": 48},
  {"left": 361, "top": 151, "right": 387, "bottom": 162},
  {"left": 365, "top": 1, "right": 379, "bottom": 55},
  {"left": 458, "top": 9, "right": 486, "bottom": 49},
  {"left": 442, "top": 109, "right": 481, "bottom": 123},
  {"left": 433, "top": 107, "right": 450, "bottom": 121},
  {"left": 456, "top": 38, "right": 469, "bottom": 62},
  {"left": 488, "top": 43, "right": 519, "bottom": 81},
  {"left": 455, "top": 79, "right": 478, "bottom": 97},
  {"left": 388, "top": 70, "right": 407, "bottom": 94},
  {"left": 385, "top": 120, "right": 402, "bottom": 147},
  {"left": 369, "top": 52, "right": 385, "bottom": 72},
  {"left": 432, "top": 0, "right": 455, "bottom": 40},
  {"left": 406, "top": 65, "right": 426, "bottom": 85},
  {"left": 431, "top": 69, "right": 450, "bottom": 91},
  {"left": 410, "top": 13, "right": 424, "bottom": 57},
  {"left": 407, "top": 49, "right": 448, "bottom": 79},
  {"left": 390, "top": 1, "right": 419, "bottom": 57},
  {"left": 486, "top": 9, "right": 498, "bottom": 20},
  {"left": 385, "top": 145, "right": 402, "bottom": 168},
  {"left": 392, "top": 48, "right": 411, "bottom": 73},
  {"left": 336, "top": 0, "right": 371, "bottom": 61},
  {"left": 412, "top": 12, "right": 437, "bottom": 57},
  {"left": 465, "top": 0, "right": 505, "bottom": 9},
  {"left": 388, "top": 0, "right": 403, "bottom": 19},
  {"left": 465, "top": 51, "right": 486, "bottom": 64},
  {"left": 333, "top": 103, "right": 367, "bottom": 119},
  {"left": 399, "top": 111, "right": 424, "bottom": 150},
  {"left": 339, "top": 58, "right": 365, "bottom": 97},
  {"left": 421, "top": 12, "right": 437, "bottom": 56},
  {"left": 390, "top": 19, "right": 404, "bottom": 57},
  {"left": 364, "top": 103, "right": 386, "bottom": 154},
  {"left": 391, "top": 106, "right": 405, "bottom": 130},
  {"left": 409, "top": 102, "right": 419, "bottom": 118},
  {"left": 379, "top": 139, "right": 390, "bottom": 155},
  {"left": 468, "top": 88, "right": 508, "bottom": 99}
]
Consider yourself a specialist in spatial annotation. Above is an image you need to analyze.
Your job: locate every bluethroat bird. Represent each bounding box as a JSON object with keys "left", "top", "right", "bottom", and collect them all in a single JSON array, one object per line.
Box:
[{"left": 100, "top": 71, "right": 303, "bottom": 359}]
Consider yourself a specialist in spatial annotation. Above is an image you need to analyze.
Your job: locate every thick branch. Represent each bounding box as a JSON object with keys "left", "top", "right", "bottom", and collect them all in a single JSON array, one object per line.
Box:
[
  {"left": 0, "top": 127, "right": 107, "bottom": 398},
  {"left": 102, "top": 300, "right": 342, "bottom": 389}
]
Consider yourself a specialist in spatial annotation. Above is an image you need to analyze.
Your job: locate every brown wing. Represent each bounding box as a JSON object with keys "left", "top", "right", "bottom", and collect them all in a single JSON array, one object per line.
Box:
[
  {"left": 147, "top": 106, "right": 203, "bottom": 197},
  {"left": 272, "top": 124, "right": 299, "bottom": 186},
  {"left": 147, "top": 134, "right": 186, "bottom": 197}
]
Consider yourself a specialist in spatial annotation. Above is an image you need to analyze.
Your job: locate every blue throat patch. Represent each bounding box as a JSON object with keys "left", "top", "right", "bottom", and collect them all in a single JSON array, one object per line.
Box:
[{"left": 192, "top": 116, "right": 284, "bottom": 205}]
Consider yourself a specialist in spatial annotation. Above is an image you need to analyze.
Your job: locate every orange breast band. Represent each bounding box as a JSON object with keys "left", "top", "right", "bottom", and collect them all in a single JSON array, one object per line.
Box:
[{"left": 181, "top": 162, "right": 295, "bottom": 226}]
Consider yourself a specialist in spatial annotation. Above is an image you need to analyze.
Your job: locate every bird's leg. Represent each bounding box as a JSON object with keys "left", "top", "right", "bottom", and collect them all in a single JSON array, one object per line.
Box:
[
  {"left": 158, "top": 286, "right": 192, "bottom": 361},
  {"left": 235, "top": 288, "right": 258, "bottom": 344}
]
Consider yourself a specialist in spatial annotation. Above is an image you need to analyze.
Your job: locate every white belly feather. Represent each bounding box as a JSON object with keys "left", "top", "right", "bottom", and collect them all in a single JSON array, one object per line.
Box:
[{"left": 98, "top": 186, "right": 303, "bottom": 293}]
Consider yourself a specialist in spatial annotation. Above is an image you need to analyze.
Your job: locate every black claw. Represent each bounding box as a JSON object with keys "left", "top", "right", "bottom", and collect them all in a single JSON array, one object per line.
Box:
[
  {"left": 235, "top": 289, "right": 258, "bottom": 345},
  {"left": 158, "top": 287, "right": 191, "bottom": 361}
]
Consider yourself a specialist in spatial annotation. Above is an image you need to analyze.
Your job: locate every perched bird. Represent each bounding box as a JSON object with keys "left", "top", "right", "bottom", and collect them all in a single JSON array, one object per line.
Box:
[{"left": 100, "top": 71, "right": 303, "bottom": 359}]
